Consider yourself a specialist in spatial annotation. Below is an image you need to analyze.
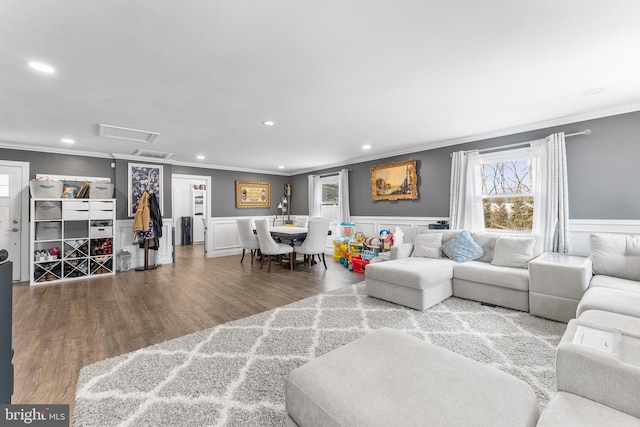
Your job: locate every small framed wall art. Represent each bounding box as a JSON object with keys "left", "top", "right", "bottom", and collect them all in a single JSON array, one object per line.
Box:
[
  {"left": 370, "top": 159, "right": 418, "bottom": 201},
  {"left": 235, "top": 180, "right": 271, "bottom": 208}
]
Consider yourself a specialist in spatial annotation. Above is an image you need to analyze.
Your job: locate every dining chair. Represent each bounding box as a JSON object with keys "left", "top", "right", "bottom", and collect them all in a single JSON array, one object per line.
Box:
[
  {"left": 296, "top": 218, "right": 330, "bottom": 271},
  {"left": 236, "top": 218, "right": 260, "bottom": 266},
  {"left": 255, "top": 219, "right": 294, "bottom": 272}
]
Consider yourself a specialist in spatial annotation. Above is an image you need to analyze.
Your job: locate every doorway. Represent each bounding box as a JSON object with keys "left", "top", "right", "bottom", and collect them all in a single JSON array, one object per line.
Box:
[
  {"left": 171, "top": 174, "right": 212, "bottom": 257},
  {"left": 0, "top": 161, "right": 29, "bottom": 281}
]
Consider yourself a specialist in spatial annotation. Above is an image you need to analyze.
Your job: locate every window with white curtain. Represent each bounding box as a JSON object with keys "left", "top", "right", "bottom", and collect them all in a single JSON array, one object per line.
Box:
[
  {"left": 320, "top": 175, "right": 339, "bottom": 245},
  {"left": 479, "top": 147, "right": 537, "bottom": 232}
]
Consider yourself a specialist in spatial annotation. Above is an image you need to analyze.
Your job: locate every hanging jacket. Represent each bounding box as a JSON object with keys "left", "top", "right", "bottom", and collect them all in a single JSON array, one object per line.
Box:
[
  {"left": 138, "top": 192, "right": 163, "bottom": 250},
  {"left": 133, "top": 191, "right": 150, "bottom": 232}
]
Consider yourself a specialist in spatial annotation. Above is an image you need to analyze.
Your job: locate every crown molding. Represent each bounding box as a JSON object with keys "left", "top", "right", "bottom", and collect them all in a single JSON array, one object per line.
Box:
[
  {"left": 289, "top": 103, "right": 640, "bottom": 175},
  {"left": 0, "top": 141, "right": 114, "bottom": 159},
  {"left": 169, "top": 159, "right": 290, "bottom": 176}
]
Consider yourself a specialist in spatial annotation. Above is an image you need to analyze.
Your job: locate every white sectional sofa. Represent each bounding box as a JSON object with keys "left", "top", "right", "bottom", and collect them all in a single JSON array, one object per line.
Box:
[
  {"left": 365, "top": 229, "right": 544, "bottom": 311},
  {"left": 541, "top": 233, "right": 640, "bottom": 425},
  {"left": 577, "top": 233, "right": 640, "bottom": 319}
]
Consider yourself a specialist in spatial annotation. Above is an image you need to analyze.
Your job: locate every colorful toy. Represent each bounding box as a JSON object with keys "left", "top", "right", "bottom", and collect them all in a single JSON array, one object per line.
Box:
[
  {"left": 351, "top": 254, "right": 369, "bottom": 274},
  {"left": 379, "top": 229, "right": 394, "bottom": 251},
  {"left": 333, "top": 238, "right": 348, "bottom": 261},
  {"left": 340, "top": 222, "right": 356, "bottom": 239}
]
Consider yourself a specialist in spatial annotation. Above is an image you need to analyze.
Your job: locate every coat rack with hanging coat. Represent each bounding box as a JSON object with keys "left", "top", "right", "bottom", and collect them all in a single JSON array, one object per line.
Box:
[{"left": 133, "top": 189, "right": 163, "bottom": 270}]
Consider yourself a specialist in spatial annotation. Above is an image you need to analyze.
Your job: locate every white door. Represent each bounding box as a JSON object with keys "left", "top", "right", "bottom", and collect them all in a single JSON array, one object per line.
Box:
[{"left": 0, "top": 163, "right": 27, "bottom": 280}]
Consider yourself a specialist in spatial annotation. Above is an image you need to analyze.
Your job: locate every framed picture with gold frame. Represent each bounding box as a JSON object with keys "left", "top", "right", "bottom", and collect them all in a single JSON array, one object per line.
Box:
[
  {"left": 370, "top": 159, "right": 418, "bottom": 201},
  {"left": 236, "top": 180, "right": 271, "bottom": 208}
]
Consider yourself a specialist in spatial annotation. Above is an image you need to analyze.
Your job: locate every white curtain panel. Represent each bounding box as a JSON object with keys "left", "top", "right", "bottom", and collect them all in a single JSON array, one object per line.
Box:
[
  {"left": 338, "top": 168, "right": 351, "bottom": 224},
  {"left": 449, "top": 151, "right": 484, "bottom": 231},
  {"left": 307, "top": 175, "right": 322, "bottom": 217},
  {"left": 532, "top": 132, "right": 569, "bottom": 253}
]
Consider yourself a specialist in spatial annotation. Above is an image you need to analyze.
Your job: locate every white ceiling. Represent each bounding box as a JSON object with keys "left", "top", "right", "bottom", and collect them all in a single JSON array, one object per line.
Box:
[{"left": 1, "top": 1, "right": 640, "bottom": 175}]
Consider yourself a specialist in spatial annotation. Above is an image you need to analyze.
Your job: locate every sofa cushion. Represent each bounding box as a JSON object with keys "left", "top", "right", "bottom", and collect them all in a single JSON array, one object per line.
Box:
[
  {"left": 365, "top": 258, "right": 456, "bottom": 290},
  {"left": 441, "top": 230, "right": 485, "bottom": 263},
  {"left": 411, "top": 233, "right": 443, "bottom": 258},
  {"left": 590, "top": 233, "right": 640, "bottom": 282},
  {"left": 579, "top": 310, "right": 640, "bottom": 335},
  {"left": 537, "top": 392, "right": 640, "bottom": 427},
  {"left": 454, "top": 261, "right": 531, "bottom": 291},
  {"left": 590, "top": 274, "right": 640, "bottom": 294},
  {"left": 577, "top": 287, "right": 640, "bottom": 318},
  {"left": 491, "top": 236, "right": 536, "bottom": 268},
  {"left": 471, "top": 232, "right": 500, "bottom": 263}
]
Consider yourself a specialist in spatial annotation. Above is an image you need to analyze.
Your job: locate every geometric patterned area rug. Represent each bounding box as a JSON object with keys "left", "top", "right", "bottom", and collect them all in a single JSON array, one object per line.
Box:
[{"left": 74, "top": 283, "right": 566, "bottom": 426}]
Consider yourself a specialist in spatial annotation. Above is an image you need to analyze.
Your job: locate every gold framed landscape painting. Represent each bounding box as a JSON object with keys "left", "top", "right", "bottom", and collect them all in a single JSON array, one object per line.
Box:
[
  {"left": 236, "top": 180, "right": 271, "bottom": 208},
  {"left": 371, "top": 159, "right": 418, "bottom": 201}
]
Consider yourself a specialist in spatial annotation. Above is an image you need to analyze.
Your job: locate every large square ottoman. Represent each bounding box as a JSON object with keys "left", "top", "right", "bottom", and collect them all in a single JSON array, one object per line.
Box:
[
  {"left": 285, "top": 328, "right": 540, "bottom": 427},
  {"left": 365, "top": 257, "right": 456, "bottom": 310}
]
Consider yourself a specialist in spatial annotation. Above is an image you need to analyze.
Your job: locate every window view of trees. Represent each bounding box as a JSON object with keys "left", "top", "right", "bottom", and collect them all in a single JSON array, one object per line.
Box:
[{"left": 481, "top": 159, "right": 534, "bottom": 231}]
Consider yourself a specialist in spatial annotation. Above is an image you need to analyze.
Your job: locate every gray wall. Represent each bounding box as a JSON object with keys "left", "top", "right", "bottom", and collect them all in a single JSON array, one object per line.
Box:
[
  {"left": 171, "top": 166, "right": 290, "bottom": 218},
  {"left": 0, "top": 150, "right": 115, "bottom": 183},
  {"left": 0, "top": 150, "right": 289, "bottom": 220},
  {"left": 4, "top": 110, "right": 640, "bottom": 221},
  {"left": 291, "top": 110, "right": 640, "bottom": 220}
]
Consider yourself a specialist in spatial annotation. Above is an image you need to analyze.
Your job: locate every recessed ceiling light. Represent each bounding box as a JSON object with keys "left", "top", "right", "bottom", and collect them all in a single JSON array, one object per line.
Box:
[
  {"left": 28, "top": 61, "right": 55, "bottom": 74},
  {"left": 61, "top": 138, "right": 74, "bottom": 144},
  {"left": 278, "top": 165, "right": 285, "bottom": 169},
  {"left": 582, "top": 88, "right": 604, "bottom": 96},
  {"left": 362, "top": 144, "right": 372, "bottom": 150},
  {"left": 263, "top": 121, "right": 275, "bottom": 126},
  {"left": 197, "top": 155, "right": 205, "bottom": 160}
]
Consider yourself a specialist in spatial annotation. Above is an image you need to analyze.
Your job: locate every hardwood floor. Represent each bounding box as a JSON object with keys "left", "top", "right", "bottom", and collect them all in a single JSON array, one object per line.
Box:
[{"left": 11, "top": 245, "right": 358, "bottom": 410}]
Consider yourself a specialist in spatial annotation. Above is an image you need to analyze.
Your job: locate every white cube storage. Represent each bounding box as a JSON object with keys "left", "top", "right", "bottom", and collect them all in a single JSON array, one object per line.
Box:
[{"left": 30, "top": 198, "right": 116, "bottom": 285}]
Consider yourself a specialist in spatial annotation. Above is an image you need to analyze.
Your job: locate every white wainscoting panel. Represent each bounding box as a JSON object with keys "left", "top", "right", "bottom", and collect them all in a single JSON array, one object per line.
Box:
[
  {"left": 350, "top": 216, "right": 449, "bottom": 243},
  {"left": 201, "top": 216, "right": 640, "bottom": 258},
  {"left": 205, "top": 216, "right": 279, "bottom": 258},
  {"left": 567, "top": 219, "right": 640, "bottom": 256},
  {"left": 116, "top": 219, "right": 174, "bottom": 270}
]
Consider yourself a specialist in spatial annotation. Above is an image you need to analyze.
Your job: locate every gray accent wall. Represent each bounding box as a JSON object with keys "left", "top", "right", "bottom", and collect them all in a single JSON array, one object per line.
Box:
[{"left": 291, "top": 110, "right": 640, "bottom": 220}]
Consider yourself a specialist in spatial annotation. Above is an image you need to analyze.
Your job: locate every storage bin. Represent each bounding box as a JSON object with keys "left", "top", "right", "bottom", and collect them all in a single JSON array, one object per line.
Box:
[
  {"left": 63, "top": 200, "right": 90, "bottom": 220},
  {"left": 64, "top": 200, "right": 89, "bottom": 210},
  {"left": 35, "top": 201, "right": 62, "bottom": 220},
  {"left": 89, "top": 183, "right": 114, "bottom": 199},
  {"left": 90, "top": 201, "right": 114, "bottom": 220},
  {"left": 30, "top": 180, "right": 63, "bottom": 198},
  {"left": 90, "top": 226, "right": 113, "bottom": 238},
  {"left": 89, "top": 201, "right": 114, "bottom": 211},
  {"left": 35, "top": 222, "right": 62, "bottom": 241}
]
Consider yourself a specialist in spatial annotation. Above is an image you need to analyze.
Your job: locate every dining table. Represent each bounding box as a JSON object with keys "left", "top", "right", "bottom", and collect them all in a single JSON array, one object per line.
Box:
[{"left": 269, "top": 226, "right": 308, "bottom": 243}]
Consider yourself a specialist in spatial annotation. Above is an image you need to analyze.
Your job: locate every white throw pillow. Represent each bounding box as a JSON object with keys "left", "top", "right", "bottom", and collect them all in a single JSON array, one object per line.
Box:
[
  {"left": 590, "top": 233, "right": 640, "bottom": 281},
  {"left": 491, "top": 237, "right": 536, "bottom": 269},
  {"left": 412, "top": 233, "right": 443, "bottom": 258}
]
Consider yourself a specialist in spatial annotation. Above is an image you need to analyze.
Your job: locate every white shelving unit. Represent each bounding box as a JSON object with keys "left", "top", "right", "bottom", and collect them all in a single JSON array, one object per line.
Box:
[{"left": 30, "top": 198, "right": 116, "bottom": 286}]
